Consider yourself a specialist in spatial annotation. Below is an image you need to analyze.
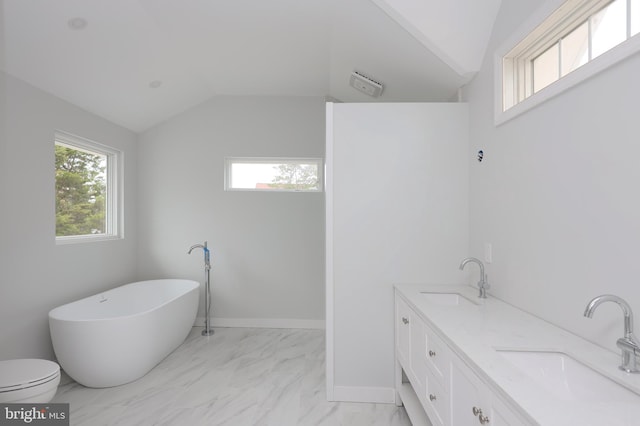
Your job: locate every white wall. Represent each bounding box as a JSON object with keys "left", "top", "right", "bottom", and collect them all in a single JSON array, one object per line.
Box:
[
  {"left": 0, "top": 71, "right": 138, "bottom": 360},
  {"left": 327, "top": 102, "right": 469, "bottom": 402},
  {"left": 137, "top": 96, "right": 325, "bottom": 327},
  {"left": 465, "top": 0, "right": 640, "bottom": 354}
]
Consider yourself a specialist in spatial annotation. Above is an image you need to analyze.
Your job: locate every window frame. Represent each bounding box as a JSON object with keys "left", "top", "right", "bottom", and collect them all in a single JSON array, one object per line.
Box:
[
  {"left": 496, "top": 0, "right": 640, "bottom": 125},
  {"left": 224, "top": 157, "right": 324, "bottom": 193},
  {"left": 55, "top": 131, "right": 123, "bottom": 244}
]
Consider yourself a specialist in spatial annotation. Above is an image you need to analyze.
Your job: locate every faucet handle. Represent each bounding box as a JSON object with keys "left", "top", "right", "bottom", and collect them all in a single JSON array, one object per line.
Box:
[
  {"left": 616, "top": 337, "right": 640, "bottom": 373},
  {"left": 477, "top": 275, "right": 490, "bottom": 291},
  {"left": 617, "top": 336, "right": 640, "bottom": 353}
]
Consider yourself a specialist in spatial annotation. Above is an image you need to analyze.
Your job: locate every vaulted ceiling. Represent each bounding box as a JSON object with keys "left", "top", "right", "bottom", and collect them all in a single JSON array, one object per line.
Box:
[{"left": 0, "top": 0, "right": 501, "bottom": 133}]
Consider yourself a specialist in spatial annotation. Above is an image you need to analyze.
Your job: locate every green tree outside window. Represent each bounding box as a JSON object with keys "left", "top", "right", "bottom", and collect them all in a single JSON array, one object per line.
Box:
[
  {"left": 55, "top": 144, "right": 107, "bottom": 236},
  {"left": 269, "top": 163, "right": 319, "bottom": 191}
]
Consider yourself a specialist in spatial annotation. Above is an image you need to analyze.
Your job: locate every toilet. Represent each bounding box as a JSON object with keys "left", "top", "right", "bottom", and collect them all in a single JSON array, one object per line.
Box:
[{"left": 0, "top": 359, "right": 61, "bottom": 403}]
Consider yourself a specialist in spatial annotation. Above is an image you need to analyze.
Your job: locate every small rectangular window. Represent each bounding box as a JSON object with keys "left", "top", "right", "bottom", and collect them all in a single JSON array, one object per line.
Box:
[
  {"left": 225, "top": 157, "right": 323, "bottom": 192},
  {"left": 55, "top": 131, "right": 122, "bottom": 243},
  {"left": 498, "top": 0, "right": 640, "bottom": 123}
]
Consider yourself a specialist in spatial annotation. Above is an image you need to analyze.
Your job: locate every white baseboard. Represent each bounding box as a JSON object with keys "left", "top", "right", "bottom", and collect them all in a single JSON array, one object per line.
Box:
[
  {"left": 193, "top": 316, "right": 325, "bottom": 330},
  {"left": 330, "top": 386, "right": 397, "bottom": 404}
]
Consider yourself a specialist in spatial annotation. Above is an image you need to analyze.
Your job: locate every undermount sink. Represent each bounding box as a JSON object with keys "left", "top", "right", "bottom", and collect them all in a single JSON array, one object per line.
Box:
[
  {"left": 420, "top": 292, "right": 477, "bottom": 307},
  {"left": 497, "top": 349, "right": 640, "bottom": 402}
]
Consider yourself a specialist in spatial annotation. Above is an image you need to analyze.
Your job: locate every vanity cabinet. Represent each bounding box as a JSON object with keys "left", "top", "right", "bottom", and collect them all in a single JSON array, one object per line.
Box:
[{"left": 395, "top": 290, "right": 530, "bottom": 426}]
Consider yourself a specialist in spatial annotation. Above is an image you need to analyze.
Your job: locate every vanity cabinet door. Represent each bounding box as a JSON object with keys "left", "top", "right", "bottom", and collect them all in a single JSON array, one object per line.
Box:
[
  {"left": 450, "top": 358, "right": 528, "bottom": 426},
  {"left": 450, "top": 360, "right": 491, "bottom": 426},
  {"left": 396, "top": 296, "right": 412, "bottom": 368}
]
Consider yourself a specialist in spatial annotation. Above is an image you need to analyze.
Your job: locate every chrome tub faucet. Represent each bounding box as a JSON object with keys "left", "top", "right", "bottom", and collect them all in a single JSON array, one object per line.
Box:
[
  {"left": 459, "top": 257, "right": 490, "bottom": 299},
  {"left": 584, "top": 294, "right": 640, "bottom": 373},
  {"left": 188, "top": 241, "right": 214, "bottom": 336}
]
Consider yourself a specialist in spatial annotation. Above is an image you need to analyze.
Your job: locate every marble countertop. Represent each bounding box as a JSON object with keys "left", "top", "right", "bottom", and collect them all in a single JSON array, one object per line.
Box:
[{"left": 395, "top": 283, "right": 640, "bottom": 426}]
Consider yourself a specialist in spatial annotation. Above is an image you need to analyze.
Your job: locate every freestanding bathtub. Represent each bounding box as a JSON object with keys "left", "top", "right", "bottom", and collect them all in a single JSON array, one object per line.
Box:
[{"left": 49, "top": 279, "right": 199, "bottom": 388}]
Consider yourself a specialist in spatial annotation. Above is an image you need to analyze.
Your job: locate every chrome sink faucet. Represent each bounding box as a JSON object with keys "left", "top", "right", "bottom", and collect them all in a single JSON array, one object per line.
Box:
[
  {"left": 459, "top": 257, "right": 489, "bottom": 298},
  {"left": 584, "top": 294, "right": 640, "bottom": 373}
]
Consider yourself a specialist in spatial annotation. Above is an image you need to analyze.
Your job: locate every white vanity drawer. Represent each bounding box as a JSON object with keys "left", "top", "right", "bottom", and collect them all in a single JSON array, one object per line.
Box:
[
  {"left": 425, "top": 368, "right": 449, "bottom": 426},
  {"left": 425, "top": 329, "right": 450, "bottom": 385}
]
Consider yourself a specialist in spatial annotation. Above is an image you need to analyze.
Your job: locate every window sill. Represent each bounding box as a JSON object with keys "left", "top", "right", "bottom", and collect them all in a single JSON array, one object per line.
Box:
[
  {"left": 225, "top": 188, "right": 323, "bottom": 193},
  {"left": 56, "top": 234, "right": 122, "bottom": 245}
]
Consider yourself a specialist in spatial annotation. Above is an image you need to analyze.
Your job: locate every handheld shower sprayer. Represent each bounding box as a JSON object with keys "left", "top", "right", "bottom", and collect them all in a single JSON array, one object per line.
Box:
[{"left": 188, "top": 241, "right": 214, "bottom": 336}]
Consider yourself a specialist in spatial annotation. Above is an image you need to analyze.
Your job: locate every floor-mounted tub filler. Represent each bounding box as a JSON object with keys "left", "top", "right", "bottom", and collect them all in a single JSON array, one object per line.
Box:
[
  {"left": 188, "top": 241, "right": 214, "bottom": 336},
  {"left": 49, "top": 279, "right": 199, "bottom": 388}
]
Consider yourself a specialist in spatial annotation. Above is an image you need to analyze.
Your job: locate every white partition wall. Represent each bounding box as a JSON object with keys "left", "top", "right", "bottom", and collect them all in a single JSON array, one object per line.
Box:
[{"left": 326, "top": 102, "right": 469, "bottom": 403}]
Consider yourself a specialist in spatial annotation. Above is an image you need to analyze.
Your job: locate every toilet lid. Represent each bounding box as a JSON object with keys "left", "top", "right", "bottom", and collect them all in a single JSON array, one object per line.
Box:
[{"left": 0, "top": 359, "right": 60, "bottom": 391}]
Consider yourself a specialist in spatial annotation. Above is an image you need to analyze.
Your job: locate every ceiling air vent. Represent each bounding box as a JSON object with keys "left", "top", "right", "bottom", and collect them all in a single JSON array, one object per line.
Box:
[{"left": 349, "top": 71, "right": 383, "bottom": 97}]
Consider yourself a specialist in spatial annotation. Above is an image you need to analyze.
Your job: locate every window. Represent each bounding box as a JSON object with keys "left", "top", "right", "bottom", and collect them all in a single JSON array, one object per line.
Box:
[
  {"left": 225, "top": 157, "right": 323, "bottom": 192},
  {"left": 497, "top": 0, "right": 640, "bottom": 124},
  {"left": 55, "top": 131, "right": 122, "bottom": 243}
]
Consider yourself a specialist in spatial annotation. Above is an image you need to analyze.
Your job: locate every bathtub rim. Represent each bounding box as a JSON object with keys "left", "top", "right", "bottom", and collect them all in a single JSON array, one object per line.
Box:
[{"left": 48, "top": 279, "right": 200, "bottom": 323}]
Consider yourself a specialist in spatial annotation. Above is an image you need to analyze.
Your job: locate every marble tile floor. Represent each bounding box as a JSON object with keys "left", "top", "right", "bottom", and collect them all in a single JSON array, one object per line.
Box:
[{"left": 52, "top": 327, "right": 411, "bottom": 426}]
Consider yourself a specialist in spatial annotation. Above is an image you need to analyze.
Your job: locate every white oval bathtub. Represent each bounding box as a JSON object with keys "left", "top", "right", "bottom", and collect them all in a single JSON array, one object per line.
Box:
[{"left": 49, "top": 279, "right": 199, "bottom": 388}]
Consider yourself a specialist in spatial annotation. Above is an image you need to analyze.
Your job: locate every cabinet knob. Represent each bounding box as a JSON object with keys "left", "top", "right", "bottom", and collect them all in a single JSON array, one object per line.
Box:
[
  {"left": 479, "top": 413, "right": 490, "bottom": 424},
  {"left": 472, "top": 406, "right": 482, "bottom": 416},
  {"left": 402, "top": 317, "right": 409, "bottom": 324},
  {"left": 429, "top": 394, "right": 436, "bottom": 401},
  {"left": 428, "top": 350, "right": 436, "bottom": 357}
]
